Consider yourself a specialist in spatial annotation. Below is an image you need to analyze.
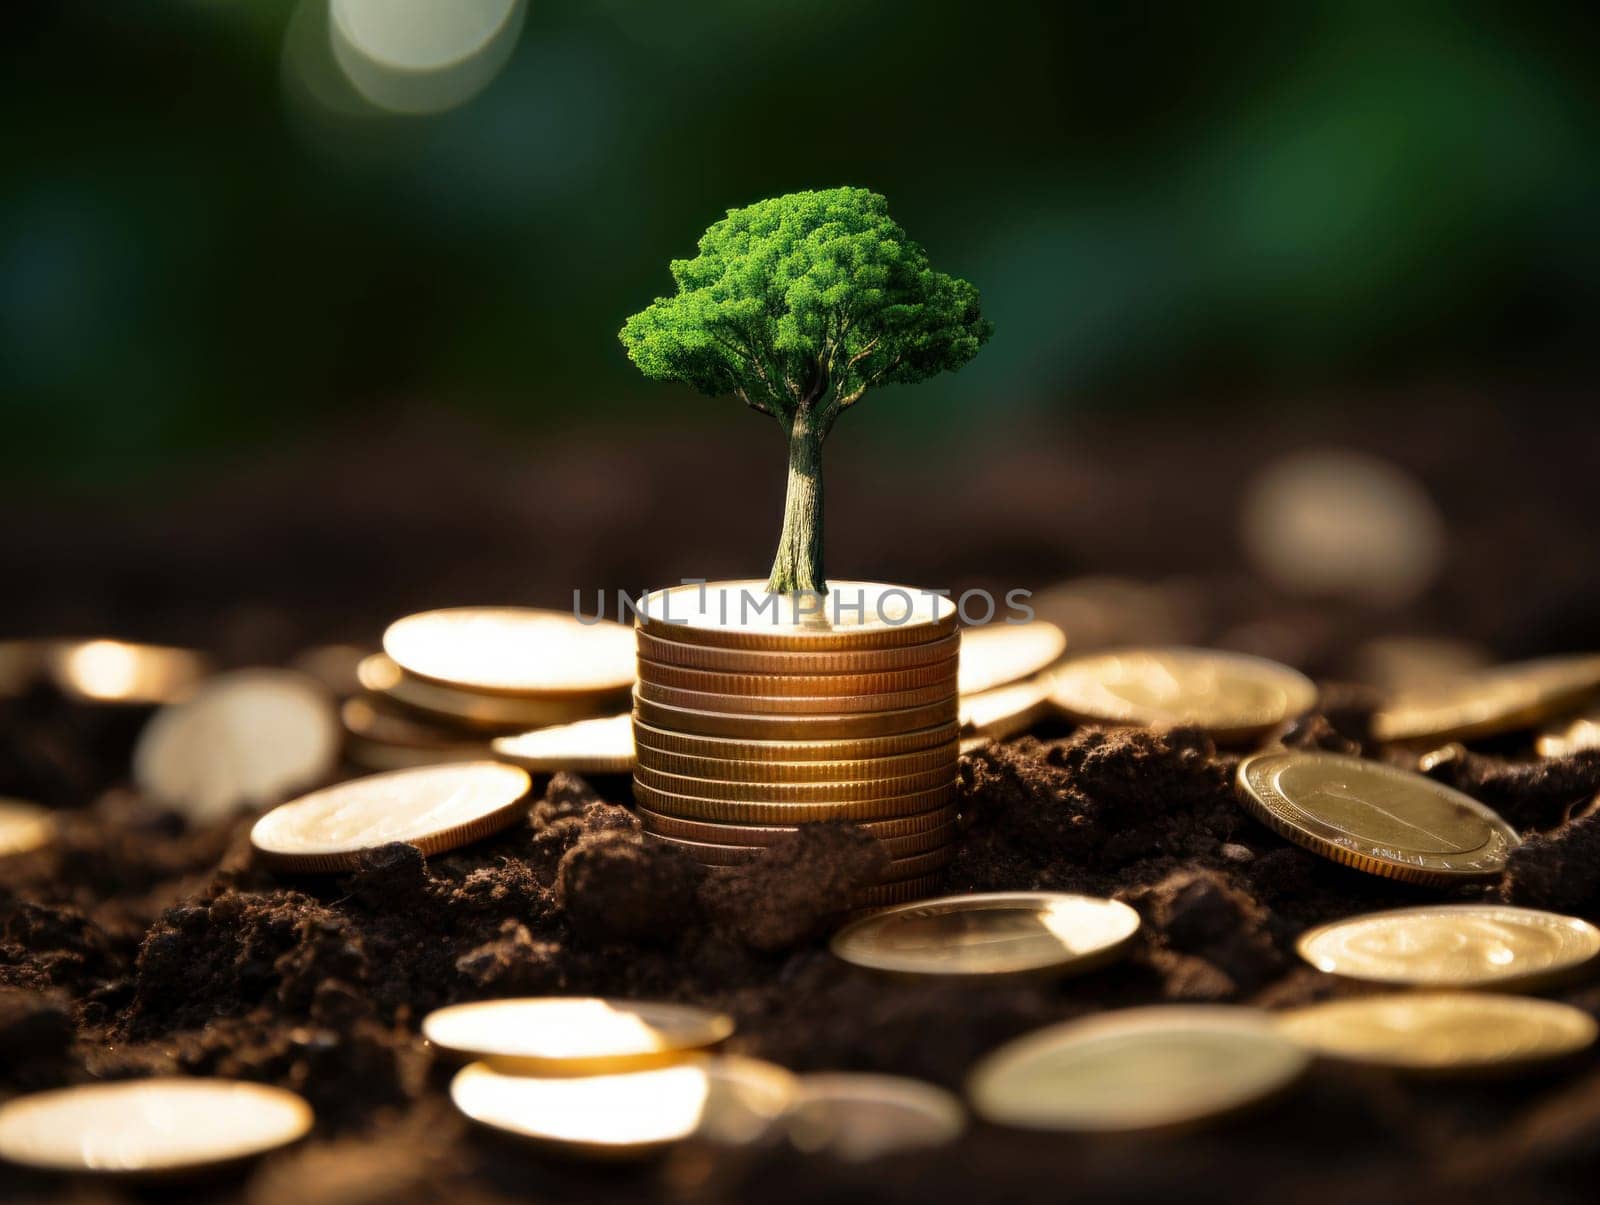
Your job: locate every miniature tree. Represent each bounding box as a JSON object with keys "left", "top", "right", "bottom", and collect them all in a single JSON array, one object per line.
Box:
[{"left": 620, "top": 187, "right": 992, "bottom": 595}]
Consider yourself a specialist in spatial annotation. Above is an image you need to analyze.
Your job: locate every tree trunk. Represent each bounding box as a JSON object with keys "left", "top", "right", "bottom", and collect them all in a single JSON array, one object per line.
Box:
[{"left": 765, "top": 416, "right": 826, "bottom": 594}]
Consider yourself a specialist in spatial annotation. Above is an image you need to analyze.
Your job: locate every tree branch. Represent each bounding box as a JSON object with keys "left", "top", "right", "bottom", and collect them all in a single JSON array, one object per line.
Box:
[{"left": 735, "top": 388, "right": 774, "bottom": 417}]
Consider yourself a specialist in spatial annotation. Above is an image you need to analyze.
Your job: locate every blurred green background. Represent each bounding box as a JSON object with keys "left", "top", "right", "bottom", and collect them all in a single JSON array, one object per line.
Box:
[{"left": 4, "top": 0, "right": 1598, "bottom": 489}]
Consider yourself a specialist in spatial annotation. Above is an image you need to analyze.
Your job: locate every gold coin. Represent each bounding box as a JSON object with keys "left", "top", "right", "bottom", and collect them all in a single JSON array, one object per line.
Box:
[
  {"left": 1235, "top": 750, "right": 1520, "bottom": 884},
  {"left": 968, "top": 1007, "right": 1309, "bottom": 1133},
  {"left": 958, "top": 621, "right": 1067, "bottom": 695},
  {"left": 631, "top": 717, "right": 958, "bottom": 762},
  {"left": 646, "top": 824, "right": 955, "bottom": 865},
  {"left": 360, "top": 654, "right": 616, "bottom": 731},
  {"left": 960, "top": 675, "right": 1057, "bottom": 741},
  {"left": 1296, "top": 905, "right": 1600, "bottom": 990},
  {"left": 450, "top": 1055, "right": 795, "bottom": 1158},
  {"left": 634, "top": 804, "right": 960, "bottom": 844},
  {"left": 635, "top": 580, "right": 958, "bottom": 651},
  {"left": 383, "top": 607, "right": 635, "bottom": 698},
  {"left": 634, "top": 742, "right": 957, "bottom": 784},
  {"left": 45, "top": 639, "right": 210, "bottom": 706},
  {"left": 134, "top": 669, "right": 341, "bottom": 823},
  {"left": 1049, "top": 647, "right": 1316, "bottom": 744},
  {"left": 1373, "top": 653, "right": 1600, "bottom": 744},
  {"left": 634, "top": 763, "right": 954, "bottom": 803},
  {"left": 636, "top": 678, "right": 956, "bottom": 716},
  {"left": 633, "top": 779, "right": 957, "bottom": 823},
  {"left": 1275, "top": 992, "right": 1597, "bottom": 1075},
  {"left": 0, "top": 798, "right": 54, "bottom": 857},
  {"left": 1536, "top": 707, "right": 1600, "bottom": 759},
  {"left": 637, "top": 630, "right": 961, "bottom": 674},
  {"left": 423, "top": 997, "right": 733, "bottom": 1075},
  {"left": 637, "top": 658, "right": 958, "bottom": 697},
  {"left": 852, "top": 875, "right": 947, "bottom": 907},
  {"left": 341, "top": 694, "right": 490, "bottom": 754},
  {"left": 344, "top": 734, "right": 487, "bottom": 773},
  {"left": 633, "top": 695, "right": 958, "bottom": 740},
  {"left": 831, "top": 892, "right": 1141, "bottom": 979},
  {"left": 492, "top": 714, "right": 635, "bottom": 774},
  {"left": 787, "top": 1073, "right": 964, "bottom": 1160},
  {"left": 0, "top": 1078, "right": 312, "bottom": 1174},
  {"left": 250, "top": 761, "right": 531, "bottom": 872}
]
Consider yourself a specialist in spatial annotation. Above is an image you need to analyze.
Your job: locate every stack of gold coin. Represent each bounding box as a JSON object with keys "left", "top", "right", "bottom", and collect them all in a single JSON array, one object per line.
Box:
[
  {"left": 344, "top": 607, "right": 636, "bottom": 770},
  {"left": 632, "top": 581, "right": 961, "bottom": 905}
]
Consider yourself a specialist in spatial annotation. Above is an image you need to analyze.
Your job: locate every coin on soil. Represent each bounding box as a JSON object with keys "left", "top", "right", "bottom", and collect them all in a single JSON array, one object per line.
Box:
[
  {"left": 0, "top": 1078, "right": 312, "bottom": 1174},
  {"left": 787, "top": 1074, "right": 964, "bottom": 1161},
  {"left": 633, "top": 763, "right": 953, "bottom": 803},
  {"left": 631, "top": 717, "right": 958, "bottom": 762},
  {"left": 492, "top": 713, "right": 635, "bottom": 774},
  {"left": 361, "top": 654, "right": 614, "bottom": 731},
  {"left": 384, "top": 607, "right": 635, "bottom": 697},
  {"left": 45, "top": 639, "right": 211, "bottom": 706},
  {"left": 637, "top": 630, "right": 961, "bottom": 674},
  {"left": 423, "top": 997, "right": 733, "bottom": 1075},
  {"left": 251, "top": 761, "right": 531, "bottom": 872},
  {"left": 968, "top": 1007, "right": 1309, "bottom": 1133},
  {"left": 635, "top": 804, "right": 959, "bottom": 845},
  {"left": 1297, "top": 905, "right": 1600, "bottom": 990},
  {"left": 634, "top": 742, "right": 957, "bottom": 784},
  {"left": 636, "top": 678, "right": 955, "bottom": 716},
  {"left": 960, "top": 675, "right": 1056, "bottom": 741},
  {"left": 1275, "top": 992, "right": 1597, "bottom": 1075},
  {"left": 1049, "top": 647, "right": 1316, "bottom": 744},
  {"left": 832, "top": 892, "right": 1141, "bottom": 979},
  {"left": 450, "top": 1055, "right": 795, "bottom": 1158},
  {"left": 635, "top": 580, "right": 957, "bottom": 651},
  {"left": 0, "top": 799, "right": 54, "bottom": 857},
  {"left": 1235, "top": 750, "right": 1519, "bottom": 885},
  {"left": 633, "top": 695, "right": 957, "bottom": 741},
  {"left": 1536, "top": 708, "right": 1600, "bottom": 759},
  {"left": 633, "top": 779, "right": 957, "bottom": 823},
  {"left": 958, "top": 621, "right": 1066, "bottom": 695},
  {"left": 1373, "top": 653, "right": 1600, "bottom": 744},
  {"left": 135, "top": 669, "right": 340, "bottom": 822}
]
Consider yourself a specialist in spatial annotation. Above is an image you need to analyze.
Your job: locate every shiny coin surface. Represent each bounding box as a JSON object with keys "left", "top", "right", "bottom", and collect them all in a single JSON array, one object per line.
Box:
[
  {"left": 832, "top": 892, "right": 1141, "bottom": 978},
  {"left": 634, "top": 763, "right": 953, "bottom": 803},
  {"left": 646, "top": 825, "right": 955, "bottom": 865},
  {"left": 1373, "top": 653, "right": 1600, "bottom": 744},
  {"left": 1236, "top": 750, "right": 1520, "bottom": 884},
  {"left": 1049, "top": 647, "right": 1316, "bottom": 744},
  {"left": 636, "top": 580, "right": 958, "bottom": 650},
  {"left": 637, "top": 630, "right": 961, "bottom": 674},
  {"left": 634, "top": 695, "right": 957, "bottom": 741},
  {"left": 450, "top": 1055, "right": 795, "bottom": 1158},
  {"left": 492, "top": 713, "right": 635, "bottom": 774},
  {"left": 960, "top": 675, "right": 1056, "bottom": 741},
  {"left": 1276, "top": 992, "right": 1597, "bottom": 1074},
  {"left": 968, "top": 1007, "right": 1309, "bottom": 1133},
  {"left": 635, "top": 804, "right": 959, "bottom": 845},
  {"left": 341, "top": 694, "right": 491, "bottom": 753},
  {"left": 134, "top": 669, "right": 340, "bottom": 823},
  {"left": 633, "top": 779, "right": 957, "bottom": 824},
  {"left": 0, "top": 1078, "right": 312, "bottom": 1174},
  {"left": 958, "top": 621, "right": 1067, "bottom": 695},
  {"left": 251, "top": 761, "right": 531, "bottom": 872},
  {"left": 45, "top": 639, "right": 210, "bottom": 706},
  {"left": 423, "top": 998, "right": 733, "bottom": 1075},
  {"left": 1297, "top": 905, "right": 1600, "bottom": 990},
  {"left": 0, "top": 799, "right": 54, "bottom": 857},
  {"left": 631, "top": 717, "right": 958, "bottom": 762},
  {"left": 384, "top": 607, "right": 635, "bottom": 697},
  {"left": 637, "top": 658, "right": 957, "bottom": 697},
  {"left": 635, "top": 742, "right": 957, "bottom": 784},
  {"left": 361, "top": 654, "right": 614, "bottom": 731},
  {"left": 636, "top": 678, "right": 955, "bottom": 716},
  {"left": 787, "top": 1074, "right": 964, "bottom": 1161},
  {"left": 1536, "top": 708, "right": 1600, "bottom": 759}
]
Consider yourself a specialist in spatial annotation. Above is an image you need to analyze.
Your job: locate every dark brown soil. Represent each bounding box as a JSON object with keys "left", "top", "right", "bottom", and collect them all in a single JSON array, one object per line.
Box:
[{"left": 5, "top": 402, "right": 1600, "bottom": 1204}]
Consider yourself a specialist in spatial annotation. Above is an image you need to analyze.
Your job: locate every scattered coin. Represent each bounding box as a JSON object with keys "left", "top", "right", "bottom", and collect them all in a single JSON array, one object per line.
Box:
[
  {"left": 423, "top": 997, "right": 733, "bottom": 1075},
  {"left": 633, "top": 695, "right": 957, "bottom": 741},
  {"left": 1373, "top": 653, "right": 1600, "bottom": 744},
  {"left": 637, "top": 678, "right": 957, "bottom": 716},
  {"left": 0, "top": 1078, "right": 312, "bottom": 1174},
  {"left": 635, "top": 580, "right": 958, "bottom": 651},
  {"left": 634, "top": 763, "right": 954, "bottom": 803},
  {"left": 1296, "top": 905, "right": 1600, "bottom": 990},
  {"left": 1275, "top": 992, "right": 1597, "bottom": 1075},
  {"left": 1049, "top": 647, "right": 1316, "bottom": 744},
  {"left": 0, "top": 799, "right": 54, "bottom": 858},
  {"left": 831, "top": 892, "right": 1141, "bottom": 979},
  {"left": 1235, "top": 750, "right": 1520, "bottom": 885},
  {"left": 450, "top": 1055, "right": 795, "bottom": 1158},
  {"left": 250, "top": 761, "right": 531, "bottom": 872},
  {"left": 957, "top": 621, "right": 1066, "bottom": 695},
  {"left": 633, "top": 779, "right": 957, "bottom": 824},
  {"left": 630, "top": 718, "right": 959, "bottom": 763},
  {"left": 960, "top": 675, "right": 1056, "bottom": 742},
  {"left": 361, "top": 654, "right": 613, "bottom": 731},
  {"left": 637, "top": 658, "right": 958, "bottom": 697},
  {"left": 637, "top": 630, "right": 961, "bottom": 674},
  {"left": 341, "top": 694, "right": 490, "bottom": 771},
  {"left": 45, "top": 639, "right": 210, "bottom": 706},
  {"left": 787, "top": 1073, "right": 964, "bottom": 1161},
  {"left": 634, "top": 742, "right": 958, "bottom": 784},
  {"left": 968, "top": 1006, "right": 1309, "bottom": 1133},
  {"left": 1536, "top": 708, "right": 1600, "bottom": 759},
  {"left": 491, "top": 713, "right": 635, "bottom": 774},
  {"left": 134, "top": 669, "right": 340, "bottom": 822},
  {"left": 1355, "top": 636, "right": 1491, "bottom": 694},
  {"left": 635, "top": 804, "right": 960, "bottom": 845},
  {"left": 383, "top": 606, "right": 636, "bottom": 698}
]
